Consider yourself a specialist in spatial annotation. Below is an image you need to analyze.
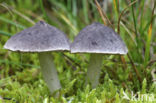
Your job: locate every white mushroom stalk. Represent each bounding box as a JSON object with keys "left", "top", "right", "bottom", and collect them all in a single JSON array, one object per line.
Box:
[
  {"left": 86, "top": 54, "right": 103, "bottom": 88},
  {"left": 38, "top": 52, "right": 61, "bottom": 94}
]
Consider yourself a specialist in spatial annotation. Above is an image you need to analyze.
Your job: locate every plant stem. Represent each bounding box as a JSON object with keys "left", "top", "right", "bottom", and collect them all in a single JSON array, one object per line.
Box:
[
  {"left": 38, "top": 52, "right": 61, "bottom": 94},
  {"left": 86, "top": 54, "right": 103, "bottom": 88}
]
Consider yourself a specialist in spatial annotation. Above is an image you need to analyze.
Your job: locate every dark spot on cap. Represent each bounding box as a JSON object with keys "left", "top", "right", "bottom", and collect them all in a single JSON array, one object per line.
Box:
[
  {"left": 35, "top": 30, "right": 39, "bottom": 34},
  {"left": 28, "top": 32, "right": 31, "bottom": 35},
  {"left": 39, "top": 21, "right": 45, "bottom": 25},
  {"left": 110, "top": 39, "right": 113, "bottom": 43},
  {"left": 92, "top": 41, "right": 97, "bottom": 46}
]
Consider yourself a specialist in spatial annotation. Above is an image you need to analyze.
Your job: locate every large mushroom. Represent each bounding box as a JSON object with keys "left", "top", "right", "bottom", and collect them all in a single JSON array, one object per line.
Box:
[
  {"left": 4, "top": 21, "right": 70, "bottom": 94},
  {"left": 71, "top": 22, "right": 128, "bottom": 88}
]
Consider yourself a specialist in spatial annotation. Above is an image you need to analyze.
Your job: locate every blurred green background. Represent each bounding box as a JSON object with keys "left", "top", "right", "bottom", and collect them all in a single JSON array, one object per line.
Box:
[{"left": 0, "top": 0, "right": 156, "bottom": 102}]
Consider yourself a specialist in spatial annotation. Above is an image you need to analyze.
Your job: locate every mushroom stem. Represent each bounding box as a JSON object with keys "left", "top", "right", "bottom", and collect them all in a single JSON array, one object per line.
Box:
[
  {"left": 86, "top": 54, "right": 103, "bottom": 88},
  {"left": 38, "top": 52, "right": 61, "bottom": 94}
]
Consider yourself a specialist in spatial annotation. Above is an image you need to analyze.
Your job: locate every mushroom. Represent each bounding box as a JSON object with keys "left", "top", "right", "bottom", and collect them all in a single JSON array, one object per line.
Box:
[
  {"left": 4, "top": 21, "right": 70, "bottom": 94},
  {"left": 71, "top": 22, "right": 128, "bottom": 88}
]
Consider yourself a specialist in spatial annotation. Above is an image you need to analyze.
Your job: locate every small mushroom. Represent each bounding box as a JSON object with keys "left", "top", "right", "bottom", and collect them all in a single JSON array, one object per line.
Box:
[
  {"left": 71, "top": 22, "right": 128, "bottom": 88},
  {"left": 4, "top": 21, "right": 70, "bottom": 94}
]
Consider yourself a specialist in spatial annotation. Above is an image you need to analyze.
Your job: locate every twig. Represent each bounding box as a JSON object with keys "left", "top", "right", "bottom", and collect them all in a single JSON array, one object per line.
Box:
[
  {"left": 121, "top": 56, "right": 127, "bottom": 70},
  {"left": 117, "top": 0, "right": 138, "bottom": 33},
  {"left": 94, "top": 0, "right": 113, "bottom": 28},
  {"left": 94, "top": 0, "right": 106, "bottom": 25},
  {"left": 116, "top": 0, "right": 138, "bottom": 74},
  {"left": 127, "top": 54, "right": 142, "bottom": 83},
  {"left": 62, "top": 53, "right": 81, "bottom": 68}
]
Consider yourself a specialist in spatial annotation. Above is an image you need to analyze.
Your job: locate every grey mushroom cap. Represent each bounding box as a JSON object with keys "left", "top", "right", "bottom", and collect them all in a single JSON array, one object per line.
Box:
[
  {"left": 71, "top": 22, "right": 128, "bottom": 54},
  {"left": 4, "top": 21, "right": 70, "bottom": 52}
]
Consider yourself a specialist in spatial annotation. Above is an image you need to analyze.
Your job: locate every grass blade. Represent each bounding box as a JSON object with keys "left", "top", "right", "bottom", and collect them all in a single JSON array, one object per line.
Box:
[
  {"left": 144, "top": 1, "right": 156, "bottom": 67},
  {"left": 82, "top": 0, "right": 89, "bottom": 24},
  {"left": 0, "top": 30, "right": 12, "bottom": 36},
  {"left": 131, "top": 0, "right": 139, "bottom": 42},
  {"left": 0, "top": 16, "right": 26, "bottom": 29},
  {"left": 117, "top": 0, "right": 138, "bottom": 33},
  {"left": 0, "top": 59, "right": 39, "bottom": 68}
]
